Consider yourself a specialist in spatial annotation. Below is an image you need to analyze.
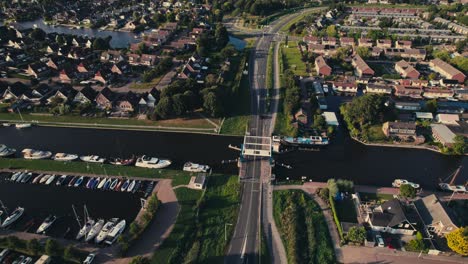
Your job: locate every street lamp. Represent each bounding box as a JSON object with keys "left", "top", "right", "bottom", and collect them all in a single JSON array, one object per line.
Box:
[{"left": 225, "top": 223, "right": 233, "bottom": 242}]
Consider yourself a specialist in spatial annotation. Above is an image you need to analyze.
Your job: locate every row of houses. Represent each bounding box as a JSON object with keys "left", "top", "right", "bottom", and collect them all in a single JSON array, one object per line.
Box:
[
  {"left": 0, "top": 83, "right": 159, "bottom": 113},
  {"left": 303, "top": 36, "right": 413, "bottom": 49}
]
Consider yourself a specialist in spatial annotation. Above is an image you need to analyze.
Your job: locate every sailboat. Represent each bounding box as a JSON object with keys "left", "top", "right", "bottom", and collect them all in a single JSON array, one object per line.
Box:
[
  {"left": 15, "top": 109, "right": 32, "bottom": 129},
  {"left": 438, "top": 166, "right": 467, "bottom": 193}
]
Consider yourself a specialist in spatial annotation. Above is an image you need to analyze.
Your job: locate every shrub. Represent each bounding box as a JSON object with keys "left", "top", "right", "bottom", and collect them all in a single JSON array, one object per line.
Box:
[
  {"left": 346, "top": 226, "right": 366, "bottom": 244},
  {"left": 400, "top": 184, "right": 417, "bottom": 198}
]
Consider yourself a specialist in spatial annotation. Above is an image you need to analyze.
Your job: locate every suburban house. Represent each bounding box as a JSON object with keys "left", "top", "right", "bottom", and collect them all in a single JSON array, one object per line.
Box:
[
  {"left": 366, "top": 199, "right": 418, "bottom": 235},
  {"left": 394, "top": 85, "right": 423, "bottom": 99},
  {"left": 382, "top": 121, "right": 425, "bottom": 143},
  {"left": 138, "top": 89, "right": 158, "bottom": 112},
  {"left": 340, "top": 37, "right": 355, "bottom": 47},
  {"left": 47, "top": 85, "right": 77, "bottom": 104},
  {"left": 436, "top": 114, "right": 460, "bottom": 125},
  {"left": 100, "top": 50, "right": 125, "bottom": 64},
  {"left": 2, "top": 83, "right": 29, "bottom": 101},
  {"left": 73, "top": 86, "right": 98, "bottom": 105},
  {"left": 111, "top": 61, "right": 130, "bottom": 75},
  {"left": 423, "top": 88, "right": 454, "bottom": 99},
  {"left": 365, "top": 83, "right": 392, "bottom": 94},
  {"left": 431, "top": 124, "right": 456, "bottom": 146},
  {"left": 332, "top": 81, "right": 358, "bottom": 93},
  {"left": 429, "top": 58, "right": 466, "bottom": 83},
  {"left": 395, "top": 40, "right": 412, "bottom": 49},
  {"left": 384, "top": 48, "right": 426, "bottom": 60},
  {"left": 376, "top": 39, "right": 392, "bottom": 49},
  {"left": 414, "top": 194, "right": 458, "bottom": 237},
  {"left": 395, "top": 60, "right": 420, "bottom": 79},
  {"left": 95, "top": 87, "right": 116, "bottom": 110},
  {"left": 26, "top": 62, "right": 50, "bottom": 79},
  {"left": 59, "top": 69, "right": 73, "bottom": 83},
  {"left": 358, "top": 38, "right": 373, "bottom": 47},
  {"left": 140, "top": 54, "right": 158, "bottom": 66},
  {"left": 115, "top": 91, "right": 139, "bottom": 112},
  {"left": 351, "top": 55, "right": 374, "bottom": 78},
  {"left": 294, "top": 108, "right": 308, "bottom": 125},
  {"left": 322, "top": 37, "right": 337, "bottom": 46},
  {"left": 315, "top": 56, "right": 332, "bottom": 76},
  {"left": 46, "top": 56, "right": 67, "bottom": 70}
]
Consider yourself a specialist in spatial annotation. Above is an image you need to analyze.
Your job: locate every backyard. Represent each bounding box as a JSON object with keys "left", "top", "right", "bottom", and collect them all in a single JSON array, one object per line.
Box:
[{"left": 281, "top": 42, "right": 308, "bottom": 77}]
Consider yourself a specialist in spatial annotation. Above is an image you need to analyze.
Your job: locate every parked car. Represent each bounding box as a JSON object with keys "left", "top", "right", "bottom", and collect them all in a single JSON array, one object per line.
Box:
[
  {"left": 376, "top": 234, "right": 385, "bottom": 247},
  {"left": 83, "top": 253, "right": 95, "bottom": 264}
]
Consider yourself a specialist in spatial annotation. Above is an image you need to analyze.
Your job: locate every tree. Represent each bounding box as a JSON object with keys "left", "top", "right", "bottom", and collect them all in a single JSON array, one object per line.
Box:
[
  {"left": 45, "top": 239, "right": 62, "bottom": 256},
  {"left": 346, "top": 226, "right": 366, "bottom": 244},
  {"left": 446, "top": 227, "right": 468, "bottom": 256},
  {"left": 63, "top": 245, "right": 78, "bottom": 260},
  {"left": 172, "top": 93, "right": 187, "bottom": 116},
  {"left": 327, "top": 179, "right": 339, "bottom": 199},
  {"left": 326, "top": 25, "right": 337, "bottom": 38},
  {"left": 452, "top": 135, "right": 467, "bottom": 155},
  {"left": 130, "top": 256, "right": 150, "bottom": 264},
  {"left": 27, "top": 239, "right": 42, "bottom": 255},
  {"left": 203, "top": 92, "right": 223, "bottom": 117},
  {"left": 215, "top": 23, "right": 229, "bottom": 49},
  {"left": 400, "top": 184, "right": 417, "bottom": 198},
  {"left": 154, "top": 97, "right": 173, "bottom": 119},
  {"left": 30, "top": 28, "right": 46, "bottom": 41},
  {"left": 221, "top": 45, "right": 237, "bottom": 59},
  {"left": 313, "top": 115, "right": 326, "bottom": 130},
  {"left": 356, "top": 47, "right": 370, "bottom": 59},
  {"left": 92, "top": 37, "right": 110, "bottom": 50},
  {"left": 129, "top": 222, "right": 142, "bottom": 238},
  {"left": 183, "top": 90, "right": 198, "bottom": 112},
  {"left": 424, "top": 99, "right": 438, "bottom": 113}
]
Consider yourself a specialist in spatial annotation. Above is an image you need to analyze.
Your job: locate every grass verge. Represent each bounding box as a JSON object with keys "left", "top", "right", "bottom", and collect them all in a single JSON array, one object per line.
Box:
[
  {"left": 273, "top": 189, "right": 335, "bottom": 264},
  {"left": 151, "top": 175, "right": 240, "bottom": 263},
  {"left": 0, "top": 158, "right": 191, "bottom": 186},
  {"left": 282, "top": 41, "right": 307, "bottom": 76}
]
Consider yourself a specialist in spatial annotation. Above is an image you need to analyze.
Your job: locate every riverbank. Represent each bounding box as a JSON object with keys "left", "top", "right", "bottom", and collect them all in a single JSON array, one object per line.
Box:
[
  {"left": 0, "top": 158, "right": 192, "bottom": 186},
  {"left": 351, "top": 137, "right": 468, "bottom": 156}
]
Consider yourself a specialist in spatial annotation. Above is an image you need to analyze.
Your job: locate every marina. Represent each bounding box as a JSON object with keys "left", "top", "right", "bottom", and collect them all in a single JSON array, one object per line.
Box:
[{"left": 0, "top": 171, "right": 151, "bottom": 243}]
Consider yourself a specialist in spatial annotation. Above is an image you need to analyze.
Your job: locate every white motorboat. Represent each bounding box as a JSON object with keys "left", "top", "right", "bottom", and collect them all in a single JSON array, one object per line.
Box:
[
  {"left": 10, "top": 171, "right": 23, "bottom": 181},
  {"left": 21, "top": 149, "right": 52, "bottom": 160},
  {"left": 45, "top": 175, "right": 56, "bottom": 185},
  {"left": 0, "top": 144, "right": 16, "bottom": 157},
  {"left": 109, "top": 178, "right": 119, "bottom": 190},
  {"left": 438, "top": 183, "right": 467, "bottom": 193},
  {"left": 392, "top": 179, "right": 420, "bottom": 189},
  {"left": 15, "top": 172, "right": 27, "bottom": 183},
  {"left": 2, "top": 123, "right": 11, "bottom": 127},
  {"left": 15, "top": 123, "right": 32, "bottom": 129},
  {"left": 20, "top": 172, "right": 33, "bottom": 183},
  {"left": 32, "top": 174, "right": 44, "bottom": 184},
  {"left": 86, "top": 219, "right": 104, "bottom": 242},
  {"left": 126, "top": 180, "right": 136, "bottom": 192},
  {"left": 97, "top": 178, "right": 107, "bottom": 189},
  {"left": 36, "top": 215, "right": 56, "bottom": 234},
  {"left": 105, "top": 219, "right": 126, "bottom": 245},
  {"left": 53, "top": 153, "right": 79, "bottom": 161},
  {"left": 183, "top": 162, "right": 210, "bottom": 173},
  {"left": 80, "top": 155, "right": 106, "bottom": 163},
  {"left": 39, "top": 175, "right": 52, "bottom": 184},
  {"left": 1, "top": 207, "right": 24, "bottom": 228},
  {"left": 95, "top": 218, "right": 118, "bottom": 244},
  {"left": 76, "top": 218, "right": 95, "bottom": 240},
  {"left": 135, "top": 155, "right": 171, "bottom": 169}
]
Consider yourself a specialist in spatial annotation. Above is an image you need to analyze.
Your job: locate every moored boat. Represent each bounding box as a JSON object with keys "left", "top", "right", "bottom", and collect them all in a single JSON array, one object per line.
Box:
[
  {"left": 135, "top": 156, "right": 171, "bottom": 169},
  {"left": 76, "top": 218, "right": 95, "bottom": 240},
  {"left": 15, "top": 123, "right": 32, "bottom": 129},
  {"left": 74, "top": 176, "right": 84, "bottom": 187},
  {"left": 10, "top": 171, "right": 23, "bottom": 181},
  {"left": 97, "top": 178, "right": 107, "bottom": 189},
  {"left": 53, "top": 153, "right": 79, "bottom": 162},
  {"left": 86, "top": 219, "right": 104, "bottom": 242},
  {"left": 80, "top": 155, "right": 106, "bottom": 163},
  {"left": 32, "top": 174, "right": 44, "bottom": 184},
  {"left": 132, "top": 181, "right": 141, "bottom": 193},
  {"left": 91, "top": 178, "right": 101, "bottom": 189},
  {"left": 15, "top": 171, "right": 27, "bottom": 183},
  {"left": 36, "top": 215, "right": 56, "bottom": 234},
  {"left": 56, "top": 175, "right": 68, "bottom": 186},
  {"left": 20, "top": 172, "right": 33, "bottom": 183},
  {"left": 86, "top": 178, "right": 95, "bottom": 189},
  {"left": 21, "top": 149, "right": 52, "bottom": 160},
  {"left": 120, "top": 180, "right": 130, "bottom": 192},
  {"left": 45, "top": 175, "right": 56, "bottom": 185},
  {"left": 438, "top": 183, "right": 467, "bottom": 193},
  {"left": 392, "top": 179, "right": 420, "bottom": 189},
  {"left": 109, "top": 178, "right": 119, "bottom": 190},
  {"left": 103, "top": 178, "right": 112, "bottom": 190},
  {"left": 280, "top": 136, "right": 329, "bottom": 147},
  {"left": 104, "top": 219, "right": 126, "bottom": 245},
  {"left": 0, "top": 144, "right": 16, "bottom": 157},
  {"left": 1, "top": 207, "right": 24, "bottom": 228},
  {"left": 183, "top": 162, "right": 210, "bottom": 173},
  {"left": 108, "top": 157, "right": 135, "bottom": 166},
  {"left": 95, "top": 218, "right": 118, "bottom": 244},
  {"left": 126, "top": 180, "right": 136, "bottom": 193},
  {"left": 68, "top": 176, "right": 77, "bottom": 187},
  {"left": 39, "top": 175, "right": 52, "bottom": 184}
]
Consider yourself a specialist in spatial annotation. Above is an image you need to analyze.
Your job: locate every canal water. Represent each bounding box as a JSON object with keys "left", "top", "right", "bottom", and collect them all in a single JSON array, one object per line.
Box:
[
  {"left": 0, "top": 126, "right": 466, "bottom": 190},
  {"left": 0, "top": 172, "right": 144, "bottom": 241},
  {"left": 11, "top": 19, "right": 140, "bottom": 48}
]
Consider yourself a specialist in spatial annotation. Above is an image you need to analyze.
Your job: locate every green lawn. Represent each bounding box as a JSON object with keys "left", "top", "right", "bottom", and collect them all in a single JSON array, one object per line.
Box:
[
  {"left": 335, "top": 199, "right": 358, "bottom": 223},
  {"left": 282, "top": 42, "right": 308, "bottom": 76},
  {"left": 274, "top": 190, "right": 335, "bottom": 264},
  {"left": 220, "top": 115, "right": 249, "bottom": 135},
  {"left": 359, "top": 192, "right": 395, "bottom": 204},
  {"left": 367, "top": 125, "right": 387, "bottom": 142},
  {"left": 151, "top": 175, "right": 240, "bottom": 264},
  {"left": 129, "top": 76, "right": 163, "bottom": 90},
  {"left": 0, "top": 158, "right": 191, "bottom": 186},
  {"left": 274, "top": 111, "right": 297, "bottom": 137}
]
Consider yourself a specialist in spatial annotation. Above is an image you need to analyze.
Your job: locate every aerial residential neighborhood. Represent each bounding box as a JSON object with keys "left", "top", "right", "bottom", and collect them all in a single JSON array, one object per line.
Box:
[{"left": 0, "top": 0, "right": 467, "bottom": 264}]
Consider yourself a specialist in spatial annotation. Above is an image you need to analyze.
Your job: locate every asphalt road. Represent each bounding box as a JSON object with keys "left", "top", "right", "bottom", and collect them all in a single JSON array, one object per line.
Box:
[{"left": 225, "top": 8, "right": 326, "bottom": 264}]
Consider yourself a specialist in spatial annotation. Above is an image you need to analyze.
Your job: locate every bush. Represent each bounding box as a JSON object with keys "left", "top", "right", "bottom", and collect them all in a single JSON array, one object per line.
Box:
[
  {"left": 317, "top": 188, "right": 329, "bottom": 202},
  {"left": 346, "top": 226, "right": 366, "bottom": 244},
  {"left": 400, "top": 184, "right": 417, "bottom": 198}
]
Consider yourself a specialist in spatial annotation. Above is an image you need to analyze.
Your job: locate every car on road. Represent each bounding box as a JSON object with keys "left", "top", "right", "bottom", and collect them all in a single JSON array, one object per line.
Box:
[
  {"left": 376, "top": 234, "right": 385, "bottom": 247},
  {"left": 83, "top": 253, "right": 96, "bottom": 264}
]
